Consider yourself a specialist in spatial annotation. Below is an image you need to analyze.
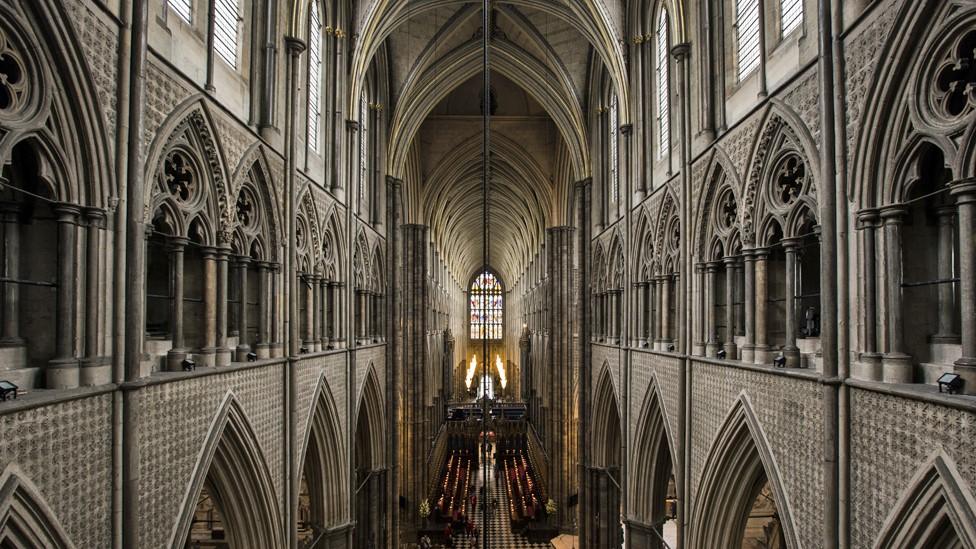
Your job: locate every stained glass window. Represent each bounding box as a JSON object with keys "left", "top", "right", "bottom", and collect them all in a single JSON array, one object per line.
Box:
[
  {"left": 657, "top": 9, "right": 670, "bottom": 159},
  {"left": 609, "top": 94, "right": 619, "bottom": 203},
  {"left": 307, "top": 1, "right": 322, "bottom": 152},
  {"left": 168, "top": 0, "right": 192, "bottom": 23},
  {"left": 736, "top": 0, "right": 761, "bottom": 81},
  {"left": 214, "top": 0, "right": 240, "bottom": 68},
  {"left": 469, "top": 270, "right": 503, "bottom": 340}
]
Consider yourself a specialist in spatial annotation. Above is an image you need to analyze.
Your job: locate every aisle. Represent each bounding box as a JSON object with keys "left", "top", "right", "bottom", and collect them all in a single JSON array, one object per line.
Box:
[{"left": 468, "top": 452, "right": 551, "bottom": 549}]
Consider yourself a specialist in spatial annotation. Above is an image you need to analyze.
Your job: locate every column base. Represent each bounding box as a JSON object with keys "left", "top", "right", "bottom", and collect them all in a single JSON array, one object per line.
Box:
[
  {"left": 752, "top": 344, "right": 770, "bottom": 365},
  {"left": 722, "top": 342, "right": 738, "bottom": 360},
  {"left": 270, "top": 343, "right": 283, "bottom": 358},
  {"left": 236, "top": 345, "right": 252, "bottom": 362},
  {"left": 254, "top": 343, "right": 270, "bottom": 359},
  {"left": 167, "top": 348, "right": 189, "bottom": 372},
  {"left": 80, "top": 357, "right": 111, "bottom": 386},
  {"left": 854, "top": 352, "right": 883, "bottom": 381},
  {"left": 196, "top": 348, "right": 217, "bottom": 368},
  {"left": 0, "top": 337, "right": 25, "bottom": 347},
  {"left": 953, "top": 357, "right": 976, "bottom": 395},
  {"left": 318, "top": 339, "right": 328, "bottom": 351},
  {"left": 930, "top": 333, "right": 961, "bottom": 344},
  {"left": 692, "top": 341, "right": 705, "bottom": 356},
  {"left": 46, "top": 358, "right": 80, "bottom": 389},
  {"left": 705, "top": 342, "right": 720, "bottom": 358},
  {"left": 740, "top": 344, "right": 755, "bottom": 363},
  {"left": 215, "top": 347, "right": 232, "bottom": 367},
  {"left": 882, "top": 352, "right": 914, "bottom": 383},
  {"left": 641, "top": 338, "right": 651, "bottom": 350},
  {"left": 784, "top": 346, "right": 801, "bottom": 368}
]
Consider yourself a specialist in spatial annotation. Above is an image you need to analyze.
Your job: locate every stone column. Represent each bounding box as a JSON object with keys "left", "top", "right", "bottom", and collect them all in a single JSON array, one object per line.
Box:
[
  {"left": 950, "top": 180, "right": 976, "bottom": 393},
  {"left": 215, "top": 245, "right": 232, "bottom": 366},
  {"left": 81, "top": 209, "right": 107, "bottom": 384},
  {"left": 311, "top": 275, "right": 322, "bottom": 351},
  {"left": 636, "top": 282, "right": 648, "bottom": 347},
  {"left": 706, "top": 263, "right": 720, "bottom": 356},
  {"left": 655, "top": 276, "right": 665, "bottom": 349},
  {"left": 47, "top": 204, "right": 80, "bottom": 388},
  {"left": 753, "top": 249, "right": 770, "bottom": 364},
  {"left": 319, "top": 278, "right": 329, "bottom": 349},
  {"left": 662, "top": 275, "right": 673, "bottom": 348},
  {"left": 609, "top": 289, "right": 620, "bottom": 344},
  {"left": 255, "top": 262, "right": 270, "bottom": 358},
  {"left": 857, "top": 210, "right": 882, "bottom": 379},
  {"left": 235, "top": 257, "right": 251, "bottom": 361},
  {"left": 783, "top": 240, "right": 800, "bottom": 367},
  {"left": 355, "top": 289, "right": 366, "bottom": 344},
  {"left": 722, "top": 257, "right": 737, "bottom": 359},
  {"left": 271, "top": 263, "right": 282, "bottom": 358},
  {"left": 166, "top": 238, "right": 188, "bottom": 370},
  {"left": 741, "top": 251, "right": 756, "bottom": 363},
  {"left": 328, "top": 281, "right": 339, "bottom": 348},
  {"left": 880, "top": 206, "right": 912, "bottom": 382},
  {"left": 0, "top": 203, "right": 22, "bottom": 346},
  {"left": 336, "top": 282, "right": 346, "bottom": 348},
  {"left": 303, "top": 275, "right": 315, "bottom": 349},
  {"left": 693, "top": 264, "right": 706, "bottom": 356},
  {"left": 199, "top": 247, "right": 218, "bottom": 367},
  {"left": 933, "top": 206, "right": 959, "bottom": 343}
]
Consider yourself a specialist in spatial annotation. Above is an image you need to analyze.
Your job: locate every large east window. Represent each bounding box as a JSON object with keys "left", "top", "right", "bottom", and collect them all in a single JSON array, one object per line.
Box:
[
  {"left": 469, "top": 271, "right": 503, "bottom": 340},
  {"left": 214, "top": 0, "right": 240, "bottom": 68},
  {"left": 735, "top": 0, "right": 761, "bottom": 81}
]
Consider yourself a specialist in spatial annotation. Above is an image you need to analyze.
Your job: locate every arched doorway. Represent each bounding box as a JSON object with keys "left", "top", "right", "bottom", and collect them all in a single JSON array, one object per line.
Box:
[
  {"left": 689, "top": 398, "right": 797, "bottom": 549},
  {"left": 298, "top": 378, "right": 348, "bottom": 546},
  {"left": 628, "top": 382, "right": 677, "bottom": 549},
  {"left": 588, "top": 368, "right": 622, "bottom": 548},
  {"left": 353, "top": 367, "right": 385, "bottom": 549}
]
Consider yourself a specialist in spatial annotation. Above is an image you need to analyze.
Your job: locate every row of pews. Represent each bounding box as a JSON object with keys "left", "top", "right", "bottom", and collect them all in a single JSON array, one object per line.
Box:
[
  {"left": 500, "top": 449, "right": 545, "bottom": 525},
  {"left": 435, "top": 449, "right": 473, "bottom": 520}
]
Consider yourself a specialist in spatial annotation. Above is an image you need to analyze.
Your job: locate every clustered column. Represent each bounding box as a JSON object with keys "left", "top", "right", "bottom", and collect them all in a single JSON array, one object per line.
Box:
[
  {"left": 47, "top": 204, "right": 80, "bottom": 388},
  {"left": 753, "top": 248, "right": 770, "bottom": 364},
  {"left": 722, "top": 256, "right": 737, "bottom": 359},
  {"left": 705, "top": 262, "right": 720, "bottom": 356},
  {"left": 782, "top": 239, "right": 800, "bottom": 367},
  {"left": 950, "top": 180, "right": 976, "bottom": 393},
  {"left": 880, "top": 206, "right": 912, "bottom": 382},
  {"left": 235, "top": 256, "right": 251, "bottom": 361}
]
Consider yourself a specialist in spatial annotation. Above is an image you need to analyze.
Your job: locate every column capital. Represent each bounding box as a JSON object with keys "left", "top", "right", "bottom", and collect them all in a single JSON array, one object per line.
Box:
[
  {"left": 722, "top": 255, "right": 739, "bottom": 266},
  {"left": 751, "top": 247, "right": 771, "bottom": 259},
  {"left": 856, "top": 208, "right": 881, "bottom": 228},
  {"left": 200, "top": 246, "right": 219, "bottom": 259},
  {"left": 671, "top": 42, "right": 692, "bottom": 61},
  {"left": 879, "top": 205, "right": 909, "bottom": 222},
  {"left": 166, "top": 236, "right": 190, "bottom": 252},
  {"left": 346, "top": 119, "right": 360, "bottom": 132},
  {"left": 781, "top": 237, "right": 803, "bottom": 251},
  {"left": 235, "top": 254, "right": 253, "bottom": 266},
  {"left": 284, "top": 36, "right": 307, "bottom": 54},
  {"left": 51, "top": 202, "right": 82, "bottom": 221},
  {"left": 950, "top": 177, "right": 976, "bottom": 203},
  {"left": 84, "top": 207, "right": 107, "bottom": 226}
]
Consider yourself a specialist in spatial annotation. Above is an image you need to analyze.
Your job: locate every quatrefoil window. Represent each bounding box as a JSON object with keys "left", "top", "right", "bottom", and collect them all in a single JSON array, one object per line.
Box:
[
  {"left": 163, "top": 150, "right": 196, "bottom": 203},
  {"left": 774, "top": 153, "right": 805, "bottom": 207},
  {"left": 716, "top": 189, "right": 737, "bottom": 231},
  {"left": 0, "top": 30, "right": 28, "bottom": 114},
  {"left": 236, "top": 187, "right": 256, "bottom": 229},
  {"left": 934, "top": 30, "right": 976, "bottom": 119}
]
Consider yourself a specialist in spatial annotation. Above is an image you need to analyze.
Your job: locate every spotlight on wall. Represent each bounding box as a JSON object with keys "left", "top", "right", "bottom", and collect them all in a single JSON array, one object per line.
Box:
[
  {"left": 667, "top": 344, "right": 675, "bottom": 352},
  {"left": 938, "top": 373, "right": 963, "bottom": 395},
  {"left": 716, "top": 349, "right": 726, "bottom": 359},
  {"left": 181, "top": 358, "right": 196, "bottom": 372},
  {"left": 773, "top": 354, "right": 787, "bottom": 368},
  {"left": 0, "top": 380, "right": 18, "bottom": 401},
  {"left": 300, "top": 346, "right": 309, "bottom": 354},
  {"left": 247, "top": 351, "right": 258, "bottom": 362}
]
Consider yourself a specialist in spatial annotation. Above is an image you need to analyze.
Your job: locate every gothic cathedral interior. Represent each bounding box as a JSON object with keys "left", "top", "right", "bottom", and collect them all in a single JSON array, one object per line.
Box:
[{"left": 0, "top": 0, "right": 974, "bottom": 547}]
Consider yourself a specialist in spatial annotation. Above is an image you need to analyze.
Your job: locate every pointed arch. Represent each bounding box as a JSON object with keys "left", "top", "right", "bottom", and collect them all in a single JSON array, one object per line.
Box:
[
  {"left": 320, "top": 204, "right": 345, "bottom": 281},
  {"left": 591, "top": 362, "right": 621, "bottom": 467},
  {"left": 170, "top": 393, "right": 284, "bottom": 549},
  {"left": 299, "top": 373, "right": 349, "bottom": 530},
  {"left": 689, "top": 393, "right": 799, "bottom": 549},
  {"left": 873, "top": 451, "right": 976, "bottom": 549},
  {"left": 742, "top": 102, "right": 820, "bottom": 243},
  {"left": 355, "top": 362, "right": 385, "bottom": 470},
  {"left": 629, "top": 373, "right": 678, "bottom": 526},
  {"left": 694, "top": 147, "right": 743, "bottom": 259},
  {"left": 0, "top": 464, "right": 74, "bottom": 549}
]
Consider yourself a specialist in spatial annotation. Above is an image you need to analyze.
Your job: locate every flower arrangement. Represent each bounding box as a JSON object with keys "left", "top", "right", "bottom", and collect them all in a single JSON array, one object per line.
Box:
[
  {"left": 545, "top": 498, "right": 557, "bottom": 515},
  {"left": 419, "top": 498, "right": 431, "bottom": 519}
]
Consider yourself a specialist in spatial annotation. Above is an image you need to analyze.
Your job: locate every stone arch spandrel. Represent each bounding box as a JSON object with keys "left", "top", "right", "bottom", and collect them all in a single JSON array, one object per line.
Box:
[
  {"left": 689, "top": 361, "right": 824, "bottom": 549},
  {"left": 297, "top": 369, "right": 350, "bottom": 529},
  {"left": 628, "top": 370, "right": 680, "bottom": 522},
  {"left": 168, "top": 391, "right": 284, "bottom": 549},
  {"left": 689, "top": 392, "right": 800, "bottom": 549},
  {"left": 0, "top": 464, "right": 75, "bottom": 549},
  {"left": 873, "top": 451, "right": 976, "bottom": 549}
]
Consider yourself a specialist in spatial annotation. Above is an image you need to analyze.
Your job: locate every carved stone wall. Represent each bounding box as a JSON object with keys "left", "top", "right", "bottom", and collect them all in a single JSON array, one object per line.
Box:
[
  {"left": 849, "top": 388, "right": 976, "bottom": 548},
  {"left": 629, "top": 350, "right": 680, "bottom": 453}
]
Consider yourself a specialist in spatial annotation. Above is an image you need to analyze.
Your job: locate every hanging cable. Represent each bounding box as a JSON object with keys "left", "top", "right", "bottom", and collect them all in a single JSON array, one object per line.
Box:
[{"left": 481, "top": 0, "right": 491, "bottom": 547}]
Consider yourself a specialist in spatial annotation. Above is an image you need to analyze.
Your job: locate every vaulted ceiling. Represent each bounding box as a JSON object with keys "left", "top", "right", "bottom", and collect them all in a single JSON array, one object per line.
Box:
[{"left": 340, "top": 0, "right": 630, "bottom": 284}]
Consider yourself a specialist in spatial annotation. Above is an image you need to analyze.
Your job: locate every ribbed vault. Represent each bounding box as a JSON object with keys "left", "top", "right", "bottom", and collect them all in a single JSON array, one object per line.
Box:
[{"left": 422, "top": 132, "right": 551, "bottom": 282}]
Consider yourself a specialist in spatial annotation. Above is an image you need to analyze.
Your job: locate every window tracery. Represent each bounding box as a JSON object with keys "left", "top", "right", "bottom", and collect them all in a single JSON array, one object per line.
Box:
[
  {"left": 307, "top": 2, "right": 323, "bottom": 152},
  {"left": 214, "top": 0, "right": 241, "bottom": 68},
  {"left": 735, "top": 0, "right": 761, "bottom": 81},
  {"left": 657, "top": 9, "right": 670, "bottom": 159},
  {"left": 470, "top": 270, "right": 503, "bottom": 340}
]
